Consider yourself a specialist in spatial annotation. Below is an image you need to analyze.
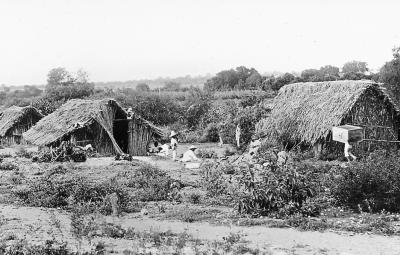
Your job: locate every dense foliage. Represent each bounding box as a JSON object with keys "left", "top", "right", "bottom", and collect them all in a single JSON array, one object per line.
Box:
[
  {"left": 334, "top": 150, "right": 400, "bottom": 213},
  {"left": 379, "top": 47, "right": 400, "bottom": 102},
  {"left": 204, "top": 66, "right": 263, "bottom": 91},
  {"left": 123, "top": 163, "right": 174, "bottom": 201},
  {"left": 237, "top": 162, "right": 315, "bottom": 217},
  {"left": 45, "top": 68, "right": 95, "bottom": 101},
  {"left": 13, "top": 171, "right": 132, "bottom": 215}
]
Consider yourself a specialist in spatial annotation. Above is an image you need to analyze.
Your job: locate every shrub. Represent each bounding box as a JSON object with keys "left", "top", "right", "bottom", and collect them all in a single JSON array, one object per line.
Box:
[
  {"left": 200, "top": 161, "right": 230, "bottom": 197},
  {"left": 0, "top": 162, "right": 19, "bottom": 171},
  {"left": 8, "top": 172, "right": 23, "bottom": 185},
  {"left": 15, "top": 147, "right": 34, "bottom": 159},
  {"left": 178, "top": 130, "right": 202, "bottom": 143},
  {"left": 236, "top": 163, "right": 315, "bottom": 217},
  {"left": 200, "top": 123, "right": 220, "bottom": 143},
  {"left": 13, "top": 174, "right": 133, "bottom": 215},
  {"left": 333, "top": 150, "right": 400, "bottom": 212},
  {"left": 124, "top": 163, "right": 174, "bottom": 202},
  {"left": 196, "top": 149, "right": 217, "bottom": 159},
  {"left": 179, "top": 187, "right": 206, "bottom": 204}
]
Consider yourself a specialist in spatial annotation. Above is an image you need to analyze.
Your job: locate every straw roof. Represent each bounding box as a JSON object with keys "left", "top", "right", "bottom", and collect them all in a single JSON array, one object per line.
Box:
[
  {"left": 0, "top": 106, "right": 43, "bottom": 137},
  {"left": 256, "top": 80, "right": 400, "bottom": 145},
  {"left": 23, "top": 98, "right": 164, "bottom": 146}
]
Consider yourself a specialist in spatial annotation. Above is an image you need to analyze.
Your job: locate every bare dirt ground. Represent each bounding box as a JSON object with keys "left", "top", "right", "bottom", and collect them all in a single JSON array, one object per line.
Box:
[
  {"left": 1, "top": 204, "right": 400, "bottom": 254},
  {"left": 1, "top": 143, "right": 400, "bottom": 254}
]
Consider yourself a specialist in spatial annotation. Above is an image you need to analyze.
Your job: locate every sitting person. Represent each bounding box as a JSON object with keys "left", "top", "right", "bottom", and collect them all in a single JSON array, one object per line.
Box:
[
  {"left": 249, "top": 134, "right": 261, "bottom": 156},
  {"left": 181, "top": 145, "right": 201, "bottom": 162},
  {"left": 159, "top": 143, "right": 171, "bottom": 156},
  {"left": 148, "top": 141, "right": 161, "bottom": 154}
]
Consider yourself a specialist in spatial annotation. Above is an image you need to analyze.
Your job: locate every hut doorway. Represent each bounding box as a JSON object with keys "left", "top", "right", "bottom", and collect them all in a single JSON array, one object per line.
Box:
[{"left": 113, "top": 120, "right": 129, "bottom": 153}]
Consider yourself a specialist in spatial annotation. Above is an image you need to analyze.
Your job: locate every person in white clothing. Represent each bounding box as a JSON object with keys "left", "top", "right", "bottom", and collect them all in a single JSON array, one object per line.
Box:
[
  {"left": 235, "top": 124, "right": 241, "bottom": 148},
  {"left": 159, "top": 143, "right": 170, "bottom": 156},
  {"left": 344, "top": 141, "right": 357, "bottom": 162},
  {"left": 170, "top": 131, "right": 178, "bottom": 161},
  {"left": 181, "top": 145, "right": 200, "bottom": 162}
]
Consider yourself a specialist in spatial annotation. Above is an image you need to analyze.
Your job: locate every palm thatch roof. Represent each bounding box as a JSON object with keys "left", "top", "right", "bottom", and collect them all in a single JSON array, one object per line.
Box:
[
  {"left": 256, "top": 80, "right": 400, "bottom": 145},
  {"left": 23, "top": 98, "right": 164, "bottom": 146},
  {"left": 0, "top": 106, "right": 43, "bottom": 137}
]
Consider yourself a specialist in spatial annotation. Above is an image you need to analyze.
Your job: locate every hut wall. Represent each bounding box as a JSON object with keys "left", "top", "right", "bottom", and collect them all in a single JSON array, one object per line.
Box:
[
  {"left": 1, "top": 114, "right": 42, "bottom": 146},
  {"left": 326, "top": 87, "right": 400, "bottom": 155},
  {"left": 68, "top": 122, "right": 117, "bottom": 156},
  {"left": 128, "top": 119, "right": 152, "bottom": 156}
]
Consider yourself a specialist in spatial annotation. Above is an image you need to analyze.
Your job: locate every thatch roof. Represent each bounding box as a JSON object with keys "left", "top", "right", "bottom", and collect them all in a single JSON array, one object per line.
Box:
[
  {"left": 0, "top": 106, "right": 43, "bottom": 137},
  {"left": 23, "top": 98, "right": 164, "bottom": 146},
  {"left": 256, "top": 80, "right": 400, "bottom": 145}
]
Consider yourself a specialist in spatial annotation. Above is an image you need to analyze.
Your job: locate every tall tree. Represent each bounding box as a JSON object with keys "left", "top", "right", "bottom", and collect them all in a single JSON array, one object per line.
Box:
[
  {"left": 45, "top": 67, "right": 94, "bottom": 101},
  {"left": 204, "top": 66, "right": 261, "bottom": 91},
  {"left": 379, "top": 47, "right": 400, "bottom": 101},
  {"left": 136, "top": 83, "right": 150, "bottom": 92},
  {"left": 342, "top": 61, "right": 368, "bottom": 74},
  {"left": 301, "top": 69, "right": 321, "bottom": 81},
  {"left": 320, "top": 65, "right": 340, "bottom": 79},
  {"left": 163, "top": 81, "right": 181, "bottom": 91}
]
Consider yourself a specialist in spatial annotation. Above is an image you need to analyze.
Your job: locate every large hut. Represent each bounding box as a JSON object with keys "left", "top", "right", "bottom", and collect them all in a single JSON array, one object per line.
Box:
[
  {"left": 23, "top": 98, "right": 164, "bottom": 156},
  {"left": 0, "top": 106, "right": 43, "bottom": 146},
  {"left": 256, "top": 80, "right": 400, "bottom": 155}
]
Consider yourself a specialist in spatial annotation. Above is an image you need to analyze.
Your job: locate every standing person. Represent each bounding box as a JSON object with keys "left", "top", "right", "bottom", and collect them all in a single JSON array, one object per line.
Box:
[
  {"left": 344, "top": 141, "right": 357, "bottom": 162},
  {"left": 235, "top": 123, "right": 241, "bottom": 148},
  {"left": 170, "top": 131, "right": 178, "bottom": 161}
]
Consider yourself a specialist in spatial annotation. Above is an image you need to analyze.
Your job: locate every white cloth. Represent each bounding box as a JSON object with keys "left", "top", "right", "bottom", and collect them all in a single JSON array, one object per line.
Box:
[
  {"left": 160, "top": 144, "right": 169, "bottom": 156},
  {"left": 181, "top": 150, "right": 199, "bottom": 162},
  {"left": 249, "top": 139, "right": 261, "bottom": 155},
  {"left": 344, "top": 142, "right": 352, "bottom": 157}
]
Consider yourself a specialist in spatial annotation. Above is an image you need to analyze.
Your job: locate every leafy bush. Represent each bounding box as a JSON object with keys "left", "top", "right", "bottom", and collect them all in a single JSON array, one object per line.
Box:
[
  {"left": 178, "top": 130, "right": 202, "bottom": 143},
  {"left": 124, "top": 163, "right": 174, "bottom": 202},
  {"left": 15, "top": 147, "right": 34, "bottom": 159},
  {"left": 0, "top": 238, "right": 103, "bottom": 255},
  {"left": 196, "top": 149, "right": 217, "bottom": 159},
  {"left": 200, "top": 162, "right": 230, "bottom": 197},
  {"left": 0, "top": 162, "right": 19, "bottom": 171},
  {"left": 200, "top": 123, "right": 220, "bottom": 142},
  {"left": 13, "top": 175, "right": 133, "bottom": 215},
  {"left": 236, "top": 162, "right": 315, "bottom": 217},
  {"left": 333, "top": 150, "right": 400, "bottom": 212}
]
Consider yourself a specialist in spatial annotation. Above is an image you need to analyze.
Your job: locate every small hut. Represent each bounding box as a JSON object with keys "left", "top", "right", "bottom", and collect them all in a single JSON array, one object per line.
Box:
[
  {"left": 256, "top": 80, "right": 400, "bottom": 155},
  {"left": 0, "top": 106, "right": 43, "bottom": 146},
  {"left": 23, "top": 98, "right": 164, "bottom": 156}
]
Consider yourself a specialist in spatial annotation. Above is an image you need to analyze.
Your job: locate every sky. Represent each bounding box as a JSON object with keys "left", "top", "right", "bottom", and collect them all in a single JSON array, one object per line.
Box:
[{"left": 0, "top": 0, "right": 399, "bottom": 85}]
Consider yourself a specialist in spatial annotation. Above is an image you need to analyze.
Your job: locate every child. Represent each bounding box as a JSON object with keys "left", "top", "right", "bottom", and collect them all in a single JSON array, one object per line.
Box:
[
  {"left": 344, "top": 141, "right": 357, "bottom": 162},
  {"left": 170, "top": 131, "right": 178, "bottom": 161}
]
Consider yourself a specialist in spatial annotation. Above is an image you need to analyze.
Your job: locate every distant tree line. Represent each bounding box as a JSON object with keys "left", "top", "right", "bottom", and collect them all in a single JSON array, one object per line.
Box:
[{"left": 203, "top": 61, "right": 379, "bottom": 92}]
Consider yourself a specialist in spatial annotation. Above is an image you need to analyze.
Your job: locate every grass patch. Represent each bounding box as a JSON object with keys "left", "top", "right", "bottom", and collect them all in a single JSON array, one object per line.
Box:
[{"left": 163, "top": 206, "right": 224, "bottom": 223}]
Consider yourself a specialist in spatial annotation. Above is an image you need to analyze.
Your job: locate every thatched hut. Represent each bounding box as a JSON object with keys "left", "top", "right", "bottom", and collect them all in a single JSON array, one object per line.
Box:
[
  {"left": 256, "top": 80, "right": 400, "bottom": 155},
  {"left": 23, "top": 99, "right": 164, "bottom": 156},
  {"left": 0, "top": 106, "right": 43, "bottom": 146}
]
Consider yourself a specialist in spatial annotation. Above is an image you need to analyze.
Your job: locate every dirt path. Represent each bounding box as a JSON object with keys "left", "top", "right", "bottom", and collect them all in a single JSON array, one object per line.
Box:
[
  {"left": 111, "top": 215, "right": 400, "bottom": 255},
  {"left": 1, "top": 204, "right": 400, "bottom": 255}
]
